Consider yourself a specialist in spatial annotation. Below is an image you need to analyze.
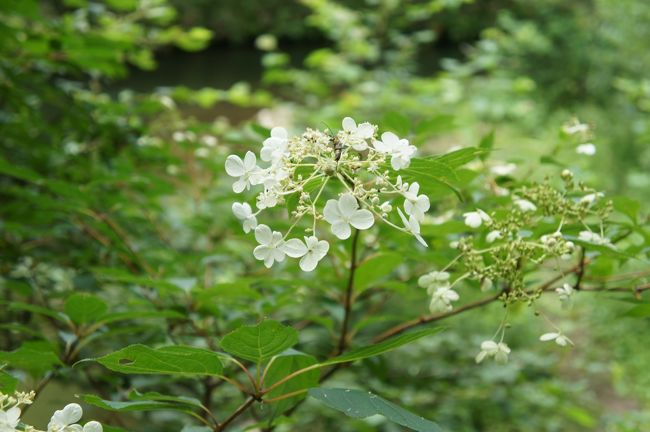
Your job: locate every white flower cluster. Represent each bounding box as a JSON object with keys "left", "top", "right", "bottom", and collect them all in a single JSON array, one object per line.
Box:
[
  {"left": 562, "top": 118, "right": 596, "bottom": 156},
  {"left": 0, "top": 391, "right": 101, "bottom": 432},
  {"left": 418, "top": 271, "right": 459, "bottom": 313},
  {"left": 225, "top": 117, "right": 429, "bottom": 271}
]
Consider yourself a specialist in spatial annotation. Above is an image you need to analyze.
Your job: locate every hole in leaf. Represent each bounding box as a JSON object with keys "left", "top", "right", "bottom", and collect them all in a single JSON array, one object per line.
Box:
[{"left": 119, "top": 358, "right": 134, "bottom": 365}]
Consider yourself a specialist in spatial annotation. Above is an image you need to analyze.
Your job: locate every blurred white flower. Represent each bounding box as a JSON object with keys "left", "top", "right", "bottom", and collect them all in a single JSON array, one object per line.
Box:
[
  {"left": 475, "top": 340, "right": 511, "bottom": 364},
  {"left": 576, "top": 143, "right": 596, "bottom": 155},
  {"left": 403, "top": 182, "right": 430, "bottom": 221},
  {"left": 225, "top": 151, "right": 263, "bottom": 193},
  {"left": 232, "top": 202, "right": 258, "bottom": 233},
  {"left": 375, "top": 131, "right": 416, "bottom": 170},
  {"left": 486, "top": 230, "right": 503, "bottom": 243},
  {"left": 514, "top": 198, "right": 537, "bottom": 212},
  {"left": 429, "top": 286, "right": 459, "bottom": 313},
  {"left": 341, "top": 117, "right": 374, "bottom": 151},
  {"left": 463, "top": 209, "right": 491, "bottom": 228},
  {"left": 540, "top": 332, "right": 573, "bottom": 347}
]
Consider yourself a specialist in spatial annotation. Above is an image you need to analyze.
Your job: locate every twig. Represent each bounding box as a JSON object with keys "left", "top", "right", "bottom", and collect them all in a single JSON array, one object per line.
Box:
[
  {"left": 337, "top": 229, "right": 361, "bottom": 355},
  {"left": 215, "top": 397, "right": 255, "bottom": 432}
]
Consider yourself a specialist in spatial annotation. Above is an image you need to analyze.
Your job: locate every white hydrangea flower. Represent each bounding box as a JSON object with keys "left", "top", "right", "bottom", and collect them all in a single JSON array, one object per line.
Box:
[
  {"left": 576, "top": 143, "right": 596, "bottom": 155},
  {"left": 540, "top": 332, "right": 573, "bottom": 347},
  {"left": 514, "top": 198, "right": 537, "bottom": 212},
  {"left": 341, "top": 117, "right": 374, "bottom": 151},
  {"left": 562, "top": 119, "right": 589, "bottom": 135},
  {"left": 580, "top": 192, "right": 604, "bottom": 205},
  {"left": 48, "top": 403, "right": 83, "bottom": 432},
  {"left": 429, "top": 286, "right": 459, "bottom": 313},
  {"left": 578, "top": 230, "right": 612, "bottom": 246},
  {"left": 475, "top": 340, "right": 511, "bottom": 364},
  {"left": 0, "top": 406, "right": 21, "bottom": 431},
  {"left": 225, "top": 151, "right": 263, "bottom": 193},
  {"left": 486, "top": 230, "right": 503, "bottom": 243},
  {"left": 375, "top": 132, "right": 416, "bottom": 170},
  {"left": 256, "top": 189, "right": 279, "bottom": 210},
  {"left": 261, "top": 127, "right": 289, "bottom": 162},
  {"left": 323, "top": 194, "right": 375, "bottom": 240},
  {"left": 402, "top": 182, "right": 430, "bottom": 222},
  {"left": 490, "top": 163, "right": 517, "bottom": 176},
  {"left": 232, "top": 202, "right": 258, "bottom": 233},
  {"left": 397, "top": 208, "right": 427, "bottom": 247},
  {"left": 83, "top": 421, "right": 103, "bottom": 432},
  {"left": 463, "top": 209, "right": 491, "bottom": 228},
  {"left": 252, "top": 225, "right": 286, "bottom": 268},
  {"left": 555, "top": 283, "right": 574, "bottom": 308},
  {"left": 418, "top": 270, "right": 450, "bottom": 292},
  {"left": 283, "top": 236, "right": 330, "bottom": 272}
]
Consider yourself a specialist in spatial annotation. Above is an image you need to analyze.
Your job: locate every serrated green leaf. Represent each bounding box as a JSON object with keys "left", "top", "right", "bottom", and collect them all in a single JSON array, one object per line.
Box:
[
  {"left": 308, "top": 388, "right": 442, "bottom": 431},
  {"left": 93, "top": 345, "right": 223, "bottom": 377},
  {"left": 80, "top": 394, "right": 193, "bottom": 413},
  {"left": 220, "top": 321, "right": 298, "bottom": 363},
  {"left": 64, "top": 293, "right": 108, "bottom": 324}
]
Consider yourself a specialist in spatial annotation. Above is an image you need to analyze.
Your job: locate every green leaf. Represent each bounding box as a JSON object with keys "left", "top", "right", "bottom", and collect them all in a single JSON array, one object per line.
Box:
[
  {"left": 0, "top": 370, "right": 18, "bottom": 393},
  {"left": 220, "top": 320, "right": 298, "bottom": 363},
  {"left": 432, "top": 147, "right": 484, "bottom": 168},
  {"left": 64, "top": 293, "right": 108, "bottom": 324},
  {"left": 382, "top": 112, "right": 411, "bottom": 136},
  {"left": 323, "top": 327, "right": 443, "bottom": 366},
  {"left": 7, "top": 301, "right": 69, "bottom": 323},
  {"left": 308, "top": 388, "right": 443, "bottom": 432},
  {"left": 92, "top": 345, "right": 223, "bottom": 377},
  {"left": 393, "top": 158, "right": 462, "bottom": 200},
  {"left": 622, "top": 304, "right": 650, "bottom": 318},
  {"left": 80, "top": 394, "right": 195, "bottom": 413},
  {"left": 95, "top": 310, "right": 185, "bottom": 325},
  {"left": 263, "top": 353, "right": 319, "bottom": 417},
  {"left": 478, "top": 130, "right": 495, "bottom": 161},
  {"left": 354, "top": 252, "right": 403, "bottom": 292},
  {"left": 0, "top": 342, "right": 62, "bottom": 377}
]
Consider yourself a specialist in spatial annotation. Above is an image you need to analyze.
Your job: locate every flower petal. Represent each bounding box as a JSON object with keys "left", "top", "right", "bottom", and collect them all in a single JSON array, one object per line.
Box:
[
  {"left": 254, "top": 224, "right": 273, "bottom": 244},
  {"left": 283, "top": 238, "right": 308, "bottom": 258},
  {"left": 323, "top": 199, "right": 342, "bottom": 223},
  {"left": 380, "top": 131, "right": 399, "bottom": 148},
  {"left": 225, "top": 155, "right": 244, "bottom": 177},
  {"left": 357, "top": 122, "right": 374, "bottom": 138},
  {"left": 243, "top": 151, "right": 257, "bottom": 171},
  {"left": 83, "top": 421, "right": 103, "bottom": 432},
  {"left": 271, "top": 126, "right": 287, "bottom": 139},
  {"left": 342, "top": 116, "right": 356, "bottom": 132},
  {"left": 299, "top": 253, "right": 319, "bottom": 272},
  {"left": 338, "top": 193, "right": 359, "bottom": 217},
  {"left": 331, "top": 221, "right": 352, "bottom": 239},
  {"left": 349, "top": 209, "right": 374, "bottom": 230}
]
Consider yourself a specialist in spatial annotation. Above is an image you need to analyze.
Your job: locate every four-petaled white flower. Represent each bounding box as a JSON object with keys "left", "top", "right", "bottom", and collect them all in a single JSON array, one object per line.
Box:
[
  {"left": 578, "top": 230, "right": 612, "bottom": 246},
  {"left": 429, "top": 285, "right": 460, "bottom": 313},
  {"left": 341, "top": 117, "right": 374, "bottom": 151},
  {"left": 283, "top": 236, "right": 330, "bottom": 272},
  {"left": 418, "top": 270, "right": 450, "bottom": 293},
  {"left": 0, "top": 406, "right": 21, "bottom": 431},
  {"left": 403, "top": 182, "right": 430, "bottom": 221},
  {"left": 576, "top": 143, "right": 596, "bottom": 155},
  {"left": 555, "top": 283, "right": 574, "bottom": 308},
  {"left": 232, "top": 202, "right": 258, "bottom": 233},
  {"left": 486, "top": 230, "right": 503, "bottom": 243},
  {"left": 253, "top": 225, "right": 286, "bottom": 268},
  {"left": 463, "top": 209, "right": 491, "bottom": 228},
  {"left": 540, "top": 332, "right": 573, "bottom": 347},
  {"left": 225, "top": 151, "right": 263, "bottom": 193},
  {"left": 397, "top": 208, "right": 428, "bottom": 247},
  {"left": 48, "top": 403, "right": 100, "bottom": 432},
  {"left": 475, "top": 340, "right": 511, "bottom": 364},
  {"left": 261, "top": 127, "right": 289, "bottom": 162},
  {"left": 323, "top": 194, "right": 375, "bottom": 239},
  {"left": 514, "top": 198, "right": 537, "bottom": 212},
  {"left": 375, "top": 132, "right": 416, "bottom": 170}
]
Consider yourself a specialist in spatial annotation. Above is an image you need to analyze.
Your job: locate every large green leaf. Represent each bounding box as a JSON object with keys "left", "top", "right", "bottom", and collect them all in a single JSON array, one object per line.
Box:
[
  {"left": 93, "top": 345, "right": 223, "bottom": 377},
  {"left": 354, "top": 252, "right": 403, "bottom": 292},
  {"left": 80, "top": 394, "right": 196, "bottom": 413},
  {"left": 323, "top": 327, "right": 443, "bottom": 366},
  {"left": 308, "top": 388, "right": 443, "bottom": 432},
  {"left": 220, "top": 320, "right": 298, "bottom": 363},
  {"left": 263, "top": 352, "right": 319, "bottom": 417},
  {"left": 0, "top": 342, "right": 62, "bottom": 377},
  {"left": 64, "top": 293, "right": 108, "bottom": 324}
]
